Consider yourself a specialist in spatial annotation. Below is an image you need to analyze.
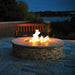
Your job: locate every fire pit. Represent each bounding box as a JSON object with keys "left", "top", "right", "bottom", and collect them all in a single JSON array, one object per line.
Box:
[{"left": 12, "top": 29, "right": 64, "bottom": 60}]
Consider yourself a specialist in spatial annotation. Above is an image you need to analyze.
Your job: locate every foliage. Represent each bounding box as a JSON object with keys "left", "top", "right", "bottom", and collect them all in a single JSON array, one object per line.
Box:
[
  {"left": 15, "top": 1, "right": 29, "bottom": 21},
  {"left": 0, "top": 0, "right": 29, "bottom": 21},
  {"left": 0, "top": 0, "right": 48, "bottom": 33},
  {"left": 68, "top": 32, "right": 75, "bottom": 40},
  {"left": 0, "top": 0, "right": 16, "bottom": 21},
  {"left": 0, "top": 0, "right": 43, "bottom": 22},
  {"left": 50, "top": 18, "right": 75, "bottom": 39},
  {"left": 33, "top": 11, "right": 75, "bottom": 17},
  {"left": 28, "top": 13, "right": 43, "bottom": 23}
]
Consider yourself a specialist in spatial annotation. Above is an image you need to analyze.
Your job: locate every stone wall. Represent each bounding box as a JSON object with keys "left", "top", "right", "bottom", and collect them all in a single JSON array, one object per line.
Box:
[
  {"left": 0, "top": 21, "right": 28, "bottom": 38},
  {"left": 13, "top": 44, "right": 63, "bottom": 60}
]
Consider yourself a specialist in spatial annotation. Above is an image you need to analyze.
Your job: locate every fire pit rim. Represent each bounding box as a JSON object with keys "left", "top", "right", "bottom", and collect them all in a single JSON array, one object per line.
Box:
[{"left": 11, "top": 37, "right": 64, "bottom": 48}]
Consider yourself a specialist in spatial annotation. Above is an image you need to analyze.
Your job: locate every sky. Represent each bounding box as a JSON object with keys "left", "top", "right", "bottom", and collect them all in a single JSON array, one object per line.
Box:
[{"left": 23, "top": 0, "right": 75, "bottom": 12}]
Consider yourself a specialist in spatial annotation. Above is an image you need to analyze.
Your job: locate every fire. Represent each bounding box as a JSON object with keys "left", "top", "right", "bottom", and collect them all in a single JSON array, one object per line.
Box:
[{"left": 29, "top": 29, "right": 50, "bottom": 43}]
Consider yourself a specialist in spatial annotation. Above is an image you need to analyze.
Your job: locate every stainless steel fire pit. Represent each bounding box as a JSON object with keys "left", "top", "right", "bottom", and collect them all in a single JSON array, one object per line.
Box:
[{"left": 12, "top": 37, "right": 64, "bottom": 60}]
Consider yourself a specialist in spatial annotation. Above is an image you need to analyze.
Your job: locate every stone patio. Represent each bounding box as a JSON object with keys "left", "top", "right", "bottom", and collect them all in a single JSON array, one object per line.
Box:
[{"left": 0, "top": 37, "right": 75, "bottom": 75}]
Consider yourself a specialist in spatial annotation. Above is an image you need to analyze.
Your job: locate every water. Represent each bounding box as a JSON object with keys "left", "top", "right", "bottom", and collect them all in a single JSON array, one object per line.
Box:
[{"left": 42, "top": 17, "right": 72, "bottom": 22}]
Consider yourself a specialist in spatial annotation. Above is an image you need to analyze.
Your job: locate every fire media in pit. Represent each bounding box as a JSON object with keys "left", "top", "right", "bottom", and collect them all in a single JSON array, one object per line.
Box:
[{"left": 12, "top": 29, "right": 64, "bottom": 60}]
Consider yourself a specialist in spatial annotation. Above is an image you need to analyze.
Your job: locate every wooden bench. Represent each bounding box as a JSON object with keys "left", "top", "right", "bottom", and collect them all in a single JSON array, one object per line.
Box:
[{"left": 16, "top": 23, "right": 50, "bottom": 37}]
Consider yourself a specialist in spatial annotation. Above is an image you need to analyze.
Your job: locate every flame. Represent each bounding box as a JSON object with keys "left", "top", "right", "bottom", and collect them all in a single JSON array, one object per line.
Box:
[
  {"left": 40, "top": 36, "right": 44, "bottom": 43},
  {"left": 29, "top": 29, "right": 40, "bottom": 42},
  {"left": 29, "top": 29, "right": 50, "bottom": 43}
]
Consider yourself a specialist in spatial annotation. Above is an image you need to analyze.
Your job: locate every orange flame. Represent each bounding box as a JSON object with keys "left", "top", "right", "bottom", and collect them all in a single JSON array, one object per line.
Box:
[{"left": 29, "top": 29, "right": 50, "bottom": 43}]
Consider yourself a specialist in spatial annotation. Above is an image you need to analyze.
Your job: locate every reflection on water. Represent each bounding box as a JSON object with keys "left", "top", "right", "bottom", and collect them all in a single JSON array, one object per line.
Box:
[{"left": 42, "top": 17, "right": 72, "bottom": 22}]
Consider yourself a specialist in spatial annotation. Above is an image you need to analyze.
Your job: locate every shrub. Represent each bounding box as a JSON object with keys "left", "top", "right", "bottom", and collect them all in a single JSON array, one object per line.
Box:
[
  {"left": 68, "top": 32, "right": 75, "bottom": 40},
  {"left": 28, "top": 13, "right": 43, "bottom": 23}
]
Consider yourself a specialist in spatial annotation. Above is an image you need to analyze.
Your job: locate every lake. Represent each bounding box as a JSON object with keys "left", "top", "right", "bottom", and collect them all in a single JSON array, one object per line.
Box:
[{"left": 42, "top": 17, "right": 72, "bottom": 22}]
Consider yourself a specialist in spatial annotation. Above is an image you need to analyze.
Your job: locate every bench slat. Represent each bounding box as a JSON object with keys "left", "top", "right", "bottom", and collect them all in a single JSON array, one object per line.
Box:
[{"left": 16, "top": 23, "right": 50, "bottom": 37}]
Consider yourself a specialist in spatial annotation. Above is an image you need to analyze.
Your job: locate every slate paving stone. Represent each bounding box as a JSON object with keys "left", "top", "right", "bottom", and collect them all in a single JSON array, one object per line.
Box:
[
  {"left": 0, "top": 38, "right": 74, "bottom": 75},
  {"left": 18, "top": 72, "right": 35, "bottom": 75},
  {"left": 0, "top": 72, "right": 18, "bottom": 75}
]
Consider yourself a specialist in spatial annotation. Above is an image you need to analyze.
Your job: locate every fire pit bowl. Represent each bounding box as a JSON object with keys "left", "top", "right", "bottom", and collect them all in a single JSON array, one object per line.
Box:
[{"left": 12, "top": 37, "right": 64, "bottom": 60}]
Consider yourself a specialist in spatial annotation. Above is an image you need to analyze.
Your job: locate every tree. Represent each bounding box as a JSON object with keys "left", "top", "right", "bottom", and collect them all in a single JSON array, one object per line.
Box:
[
  {"left": 0, "top": 0, "right": 43, "bottom": 22},
  {"left": 0, "top": 0, "right": 29, "bottom": 21},
  {"left": 15, "top": 0, "right": 29, "bottom": 20},
  {"left": 0, "top": 0, "right": 16, "bottom": 21}
]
